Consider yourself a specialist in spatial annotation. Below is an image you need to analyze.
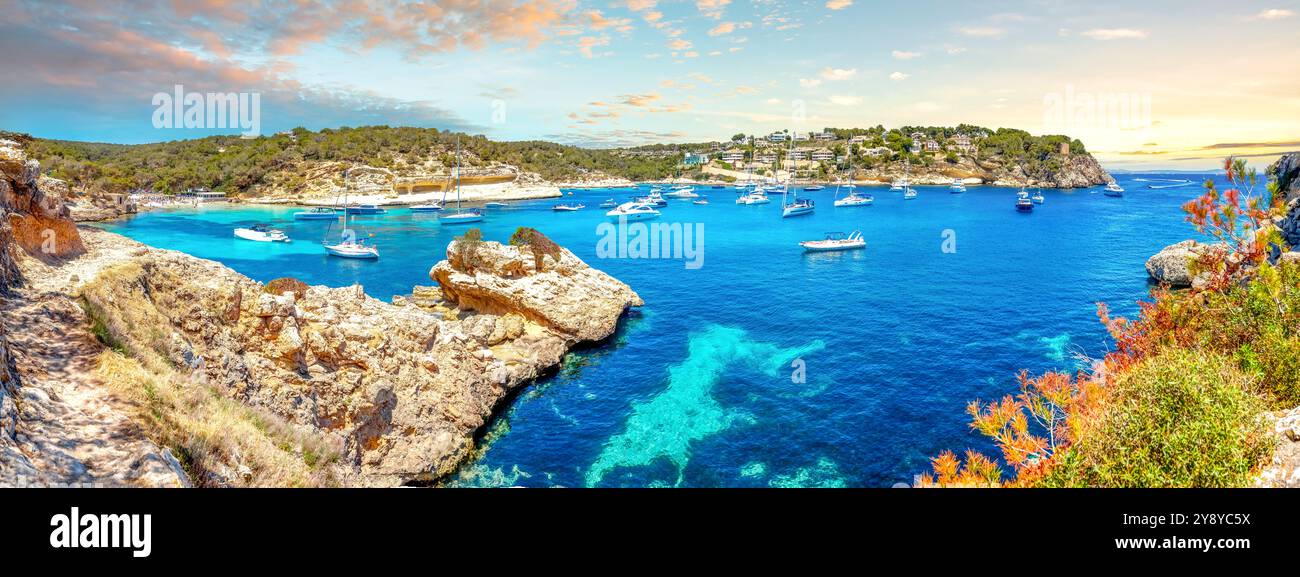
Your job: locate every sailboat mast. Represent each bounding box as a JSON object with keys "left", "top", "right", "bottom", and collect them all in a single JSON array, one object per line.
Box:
[{"left": 455, "top": 135, "right": 462, "bottom": 211}]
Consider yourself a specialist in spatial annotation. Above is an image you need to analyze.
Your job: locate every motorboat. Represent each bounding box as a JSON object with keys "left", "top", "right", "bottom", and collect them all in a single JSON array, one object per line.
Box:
[
  {"left": 1031, "top": 190, "right": 1045, "bottom": 204},
  {"left": 235, "top": 224, "right": 290, "bottom": 243},
  {"left": 409, "top": 203, "right": 443, "bottom": 213},
  {"left": 344, "top": 204, "right": 386, "bottom": 215},
  {"left": 1016, "top": 190, "right": 1034, "bottom": 212},
  {"left": 553, "top": 203, "right": 585, "bottom": 211},
  {"left": 693, "top": 198, "right": 709, "bottom": 205},
  {"left": 803, "top": 185, "right": 825, "bottom": 191},
  {"left": 800, "top": 230, "right": 865, "bottom": 252},
  {"left": 324, "top": 240, "right": 379, "bottom": 259},
  {"left": 599, "top": 199, "right": 618, "bottom": 208},
  {"left": 293, "top": 207, "right": 338, "bottom": 220},
  {"left": 736, "top": 190, "right": 771, "bottom": 204},
  {"left": 1104, "top": 182, "right": 1125, "bottom": 197},
  {"left": 484, "top": 201, "right": 509, "bottom": 208},
  {"left": 664, "top": 187, "right": 700, "bottom": 199},
  {"left": 606, "top": 202, "right": 661, "bottom": 221},
  {"left": 949, "top": 179, "right": 967, "bottom": 193}
]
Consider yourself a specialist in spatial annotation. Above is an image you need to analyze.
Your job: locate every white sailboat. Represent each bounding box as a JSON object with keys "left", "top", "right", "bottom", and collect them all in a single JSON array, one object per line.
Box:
[
  {"left": 833, "top": 150, "right": 872, "bottom": 207},
  {"left": 324, "top": 170, "right": 380, "bottom": 259},
  {"left": 781, "top": 136, "right": 814, "bottom": 218},
  {"left": 441, "top": 135, "right": 484, "bottom": 224}
]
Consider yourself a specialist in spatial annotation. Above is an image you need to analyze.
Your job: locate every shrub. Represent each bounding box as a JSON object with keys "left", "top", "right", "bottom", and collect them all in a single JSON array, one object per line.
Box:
[
  {"left": 263, "top": 277, "right": 309, "bottom": 299},
  {"left": 508, "top": 226, "right": 561, "bottom": 272},
  {"left": 1039, "top": 349, "right": 1272, "bottom": 488}
]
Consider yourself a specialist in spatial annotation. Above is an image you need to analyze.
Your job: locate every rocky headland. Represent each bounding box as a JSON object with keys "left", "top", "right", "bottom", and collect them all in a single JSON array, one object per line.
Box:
[{"left": 0, "top": 140, "right": 642, "bottom": 487}]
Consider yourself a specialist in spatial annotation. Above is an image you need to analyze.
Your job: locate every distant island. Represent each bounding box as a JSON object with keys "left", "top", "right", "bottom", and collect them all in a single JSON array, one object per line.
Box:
[{"left": 4, "top": 124, "right": 1111, "bottom": 216}]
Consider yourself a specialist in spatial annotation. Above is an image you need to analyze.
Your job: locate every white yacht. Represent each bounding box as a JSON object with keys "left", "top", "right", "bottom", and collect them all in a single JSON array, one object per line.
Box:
[
  {"left": 949, "top": 179, "right": 967, "bottom": 193},
  {"left": 800, "top": 231, "right": 865, "bottom": 252},
  {"left": 890, "top": 178, "right": 908, "bottom": 191},
  {"left": 552, "top": 203, "right": 585, "bottom": 211},
  {"left": 606, "top": 202, "right": 661, "bottom": 221},
  {"left": 235, "top": 224, "right": 290, "bottom": 243},
  {"left": 1104, "top": 181, "right": 1125, "bottom": 197},
  {"left": 903, "top": 187, "right": 918, "bottom": 200},
  {"left": 409, "top": 202, "right": 442, "bottom": 213},
  {"left": 1031, "top": 189, "right": 1045, "bottom": 204},
  {"left": 293, "top": 207, "right": 338, "bottom": 220}
]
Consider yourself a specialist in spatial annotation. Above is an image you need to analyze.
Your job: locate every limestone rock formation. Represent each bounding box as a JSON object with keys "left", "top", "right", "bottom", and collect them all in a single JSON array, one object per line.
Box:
[
  {"left": 77, "top": 230, "right": 641, "bottom": 486},
  {"left": 1268, "top": 153, "right": 1300, "bottom": 249},
  {"left": 857, "top": 151, "right": 1110, "bottom": 189},
  {"left": 432, "top": 238, "right": 644, "bottom": 342},
  {"left": 1145, "top": 240, "right": 1222, "bottom": 288},
  {"left": 0, "top": 139, "right": 83, "bottom": 259}
]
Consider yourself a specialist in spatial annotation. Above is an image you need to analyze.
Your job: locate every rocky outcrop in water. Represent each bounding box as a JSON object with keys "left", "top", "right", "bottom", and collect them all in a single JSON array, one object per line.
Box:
[
  {"left": 432, "top": 237, "right": 644, "bottom": 342},
  {"left": 1145, "top": 240, "right": 1223, "bottom": 289},
  {"left": 75, "top": 229, "right": 641, "bottom": 486}
]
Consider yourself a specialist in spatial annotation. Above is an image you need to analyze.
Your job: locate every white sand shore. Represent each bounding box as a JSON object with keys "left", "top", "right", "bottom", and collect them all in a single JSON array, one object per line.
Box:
[{"left": 298, "top": 180, "right": 562, "bottom": 206}]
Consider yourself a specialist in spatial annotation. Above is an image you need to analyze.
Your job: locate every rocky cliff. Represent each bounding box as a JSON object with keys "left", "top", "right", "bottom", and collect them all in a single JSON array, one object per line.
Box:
[
  {"left": 855, "top": 151, "right": 1111, "bottom": 188},
  {"left": 73, "top": 229, "right": 640, "bottom": 486},
  {"left": 1269, "top": 152, "right": 1300, "bottom": 249},
  {"left": 1, "top": 139, "right": 84, "bottom": 259}
]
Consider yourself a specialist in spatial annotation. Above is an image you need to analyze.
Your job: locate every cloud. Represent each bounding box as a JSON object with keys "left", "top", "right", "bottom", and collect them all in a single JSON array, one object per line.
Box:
[
  {"left": 1202, "top": 140, "right": 1300, "bottom": 149},
  {"left": 799, "top": 78, "right": 823, "bottom": 88},
  {"left": 577, "top": 36, "right": 610, "bottom": 58},
  {"left": 696, "top": 0, "right": 732, "bottom": 19},
  {"left": 1080, "top": 28, "right": 1148, "bottom": 40},
  {"left": 1247, "top": 8, "right": 1295, "bottom": 20},
  {"left": 828, "top": 95, "right": 862, "bottom": 106},
  {"left": 825, "top": 0, "right": 853, "bottom": 10},
  {"left": 668, "top": 38, "right": 693, "bottom": 51},
  {"left": 619, "top": 93, "right": 662, "bottom": 107},
  {"left": 946, "top": 47, "right": 967, "bottom": 55},
  {"left": 819, "top": 67, "right": 857, "bottom": 80},
  {"left": 548, "top": 128, "right": 687, "bottom": 148},
  {"left": 891, "top": 50, "right": 922, "bottom": 60},
  {"left": 889, "top": 72, "right": 909, "bottom": 81},
  {"left": 958, "top": 26, "right": 1005, "bottom": 38},
  {"left": 586, "top": 10, "right": 632, "bottom": 31},
  {"left": 625, "top": 0, "right": 658, "bottom": 11},
  {"left": 709, "top": 22, "right": 737, "bottom": 36}
]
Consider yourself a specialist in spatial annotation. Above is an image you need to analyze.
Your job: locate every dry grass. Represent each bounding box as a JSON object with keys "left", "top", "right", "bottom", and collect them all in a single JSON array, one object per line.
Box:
[
  {"left": 84, "top": 261, "right": 343, "bottom": 487},
  {"left": 95, "top": 349, "right": 342, "bottom": 487}
]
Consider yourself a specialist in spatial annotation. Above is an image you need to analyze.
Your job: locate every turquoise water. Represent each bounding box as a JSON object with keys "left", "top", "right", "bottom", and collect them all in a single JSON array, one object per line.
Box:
[{"left": 98, "top": 175, "right": 1229, "bottom": 487}]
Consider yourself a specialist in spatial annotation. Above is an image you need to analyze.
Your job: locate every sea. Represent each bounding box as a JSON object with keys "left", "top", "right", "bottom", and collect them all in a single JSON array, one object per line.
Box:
[{"left": 96, "top": 173, "right": 1235, "bottom": 487}]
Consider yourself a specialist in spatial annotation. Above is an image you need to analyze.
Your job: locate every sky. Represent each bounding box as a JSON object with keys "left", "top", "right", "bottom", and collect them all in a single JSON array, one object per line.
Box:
[{"left": 0, "top": 0, "right": 1297, "bottom": 170}]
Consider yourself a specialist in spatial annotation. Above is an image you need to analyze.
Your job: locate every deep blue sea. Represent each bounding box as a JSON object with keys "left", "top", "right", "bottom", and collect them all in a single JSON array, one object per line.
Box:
[{"left": 97, "top": 174, "right": 1230, "bottom": 487}]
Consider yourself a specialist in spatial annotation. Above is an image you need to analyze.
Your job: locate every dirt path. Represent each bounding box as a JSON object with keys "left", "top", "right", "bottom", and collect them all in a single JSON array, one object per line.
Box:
[{"left": 1, "top": 228, "right": 187, "bottom": 487}]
